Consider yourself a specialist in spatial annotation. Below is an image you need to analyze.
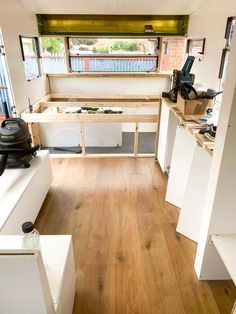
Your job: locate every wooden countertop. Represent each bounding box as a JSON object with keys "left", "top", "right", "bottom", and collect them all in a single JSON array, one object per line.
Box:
[{"left": 163, "top": 98, "right": 214, "bottom": 156}]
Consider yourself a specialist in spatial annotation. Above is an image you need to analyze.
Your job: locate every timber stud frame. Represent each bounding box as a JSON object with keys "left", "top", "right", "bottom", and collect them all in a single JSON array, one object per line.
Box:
[{"left": 21, "top": 93, "right": 162, "bottom": 157}]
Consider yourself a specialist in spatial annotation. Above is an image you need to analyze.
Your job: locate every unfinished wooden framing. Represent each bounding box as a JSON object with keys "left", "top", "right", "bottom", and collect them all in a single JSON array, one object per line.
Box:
[
  {"left": 164, "top": 101, "right": 214, "bottom": 156},
  {"left": 21, "top": 93, "right": 161, "bottom": 157},
  {"left": 47, "top": 73, "right": 170, "bottom": 78}
]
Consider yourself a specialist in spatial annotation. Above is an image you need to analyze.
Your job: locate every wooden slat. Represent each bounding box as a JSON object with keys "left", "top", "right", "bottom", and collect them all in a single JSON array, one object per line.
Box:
[
  {"left": 28, "top": 123, "right": 41, "bottom": 146},
  {"left": 49, "top": 93, "right": 161, "bottom": 101},
  {"left": 21, "top": 113, "right": 158, "bottom": 123},
  {"left": 232, "top": 300, "right": 236, "bottom": 314},
  {"left": 64, "top": 37, "right": 70, "bottom": 72},
  {"left": 154, "top": 99, "right": 162, "bottom": 160},
  {"left": 50, "top": 153, "right": 155, "bottom": 159},
  {"left": 134, "top": 122, "right": 139, "bottom": 157},
  {"left": 40, "top": 101, "right": 160, "bottom": 108},
  {"left": 47, "top": 72, "right": 171, "bottom": 78},
  {"left": 162, "top": 223, "right": 220, "bottom": 313},
  {"left": 208, "top": 281, "right": 236, "bottom": 314},
  {"left": 79, "top": 122, "right": 86, "bottom": 156}
]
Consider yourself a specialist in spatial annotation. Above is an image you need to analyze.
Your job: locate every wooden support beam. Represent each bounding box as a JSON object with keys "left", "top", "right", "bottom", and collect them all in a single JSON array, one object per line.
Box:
[
  {"left": 40, "top": 101, "right": 160, "bottom": 108},
  {"left": 134, "top": 122, "right": 139, "bottom": 157},
  {"left": 79, "top": 123, "right": 86, "bottom": 156},
  {"left": 50, "top": 153, "right": 155, "bottom": 159},
  {"left": 20, "top": 93, "right": 162, "bottom": 158},
  {"left": 154, "top": 99, "right": 162, "bottom": 160},
  {"left": 28, "top": 123, "right": 41, "bottom": 147},
  {"left": 49, "top": 93, "right": 161, "bottom": 101},
  {"left": 64, "top": 37, "right": 71, "bottom": 72},
  {"left": 21, "top": 113, "right": 159, "bottom": 123}
]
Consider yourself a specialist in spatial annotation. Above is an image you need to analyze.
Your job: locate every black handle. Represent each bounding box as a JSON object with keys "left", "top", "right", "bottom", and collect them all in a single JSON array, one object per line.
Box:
[{"left": 1, "top": 118, "right": 24, "bottom": 128}]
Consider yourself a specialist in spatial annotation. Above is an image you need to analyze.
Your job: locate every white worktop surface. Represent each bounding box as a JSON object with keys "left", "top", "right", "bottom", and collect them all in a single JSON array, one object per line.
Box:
[
  {"left": 0, "top": 150, "right": 49, "bottom": 230},
  {"left": 0, "top": 235, "right": 71, "bottom": 306}
]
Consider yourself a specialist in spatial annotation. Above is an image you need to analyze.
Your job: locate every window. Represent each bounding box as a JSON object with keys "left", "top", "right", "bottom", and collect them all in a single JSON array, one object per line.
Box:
[
  {"left": 20, "top": 36, "right": 41, "bottom": 81},
  {"left": 219, "top": 16, "right": 236, "bottom": 89},
  {"left": 0, "top": 31, "right": 14, "bottom": 118},
  {"left": 187, "top": 38, "right": 206, "bottom": 61},
  {"left": 40, "top": 37, "right": 67, "bottom": 73},
  {"left": 67, "top": 38, "right": 159, "bottom": 72},
  {"left": 159, "top": 37, "right": 186, "bottom": 72}
]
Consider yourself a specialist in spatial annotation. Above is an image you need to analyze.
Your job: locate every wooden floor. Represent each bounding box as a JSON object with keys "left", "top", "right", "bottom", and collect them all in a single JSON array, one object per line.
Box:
[{"left": 35, "top": 157, "right": 236, "bottom": 314}]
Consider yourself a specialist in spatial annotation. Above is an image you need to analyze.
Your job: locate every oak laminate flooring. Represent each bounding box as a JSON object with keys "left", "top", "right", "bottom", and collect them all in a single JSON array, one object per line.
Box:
[{"left": 35, "top": 158, "right": 236, "bottom": 314}]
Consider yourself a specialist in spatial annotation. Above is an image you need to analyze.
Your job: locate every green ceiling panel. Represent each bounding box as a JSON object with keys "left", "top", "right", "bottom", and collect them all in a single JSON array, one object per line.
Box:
[{"left": 37, "top": 14, "right": 189, "bottom": 36}]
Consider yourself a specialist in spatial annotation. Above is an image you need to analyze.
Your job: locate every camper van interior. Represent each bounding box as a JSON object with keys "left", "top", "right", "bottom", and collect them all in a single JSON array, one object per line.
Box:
[{"left": 0, "top": 0, "right": 236, "bottom": 313}]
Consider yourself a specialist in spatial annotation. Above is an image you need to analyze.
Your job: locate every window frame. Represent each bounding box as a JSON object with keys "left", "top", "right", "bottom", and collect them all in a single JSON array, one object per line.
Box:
[
  {"left": 19, "top": 35, "right": 41, "bottom": 81},
  {"left": 186, "top": 38, "right": 206, "bottom": 61},
  {"left": 37, "top": 35, "right": 187, "bottom": 74},
  {"left": 219, "top": 16, "right": 236, "bottom": 88},
  {"left": 0, "top": 29, "right": 15, "bottom": 116},
  {"left": 66, "top": 37, "right": 160, "bottom": 73}
]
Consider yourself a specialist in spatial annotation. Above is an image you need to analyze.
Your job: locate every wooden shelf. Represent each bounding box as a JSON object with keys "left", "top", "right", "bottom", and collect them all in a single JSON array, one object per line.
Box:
[
  {"left": 47, "top": 72, "right": 171, "bottom": 78},
  {"left": 163, "top": 100, "right": 214, "bottom": 156},
  {"left": 211, "top": 234, "right": 236, "bottom": 285}
]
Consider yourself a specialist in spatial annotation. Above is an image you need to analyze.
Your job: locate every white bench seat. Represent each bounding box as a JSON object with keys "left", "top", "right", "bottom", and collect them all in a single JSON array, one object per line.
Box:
[{"left": 0, "top": 150, "right": 52, "bottom": 234}]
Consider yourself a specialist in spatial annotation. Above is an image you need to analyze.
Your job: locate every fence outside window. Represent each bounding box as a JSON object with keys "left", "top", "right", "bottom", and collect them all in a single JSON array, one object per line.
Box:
[{"left": 40, "top": 53, "right": 157, "bottom": 72}]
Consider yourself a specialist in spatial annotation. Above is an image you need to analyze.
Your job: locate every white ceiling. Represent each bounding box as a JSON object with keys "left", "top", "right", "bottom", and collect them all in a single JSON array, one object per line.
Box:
[{"left": 19, "top": 0, "right": 206, "bottom": 15}]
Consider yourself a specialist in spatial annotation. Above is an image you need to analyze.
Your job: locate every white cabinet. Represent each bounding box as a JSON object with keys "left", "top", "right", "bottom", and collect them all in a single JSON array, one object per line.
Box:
[
  {"left": 177, "top": 145, "right": 212, "bottom": 242},
  {"left": 0, "top": 150, "right": 52, "bottom": 234},
  {"left": 0, "top": 235, "right": 76, "bottom": 313},
  {"left": 194, "top": 31, "right": 236, "bottom": 291},
  {"left": 157, "top": 99, "right": 178, "bottom": 172},
  {"left": 165, "top": 126, "right": 196, "bottom": 208}
]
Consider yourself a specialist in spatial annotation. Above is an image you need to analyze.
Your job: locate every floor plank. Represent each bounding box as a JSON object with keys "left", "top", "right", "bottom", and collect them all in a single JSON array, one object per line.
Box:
[
  {"left": 35, "top": 157, "right": 236, "bottom": 314},
  {"left": 162, "top": 223, "right": 220, "bottom": 314}
]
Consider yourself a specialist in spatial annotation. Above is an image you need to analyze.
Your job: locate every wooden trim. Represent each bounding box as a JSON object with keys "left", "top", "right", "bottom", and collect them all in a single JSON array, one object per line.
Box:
[
  {"left": 49, "top": 153, "right": 155, "bottom": 159},
  {"left": 41, "top": 101, "right": 160, "bottom": 108},
  {"left": 79, "top": 122, "right": 86, "bottom": 156},
  {"left": 28, "top": 123, "right": 41, "bottom": 147},
  {"left": 154, "top": 99, "right": 162, "bottom": 160},
  {"left": 21, "top": 113, "right": 158, "bottom": 123},
  {"left": 157, "top": 37, "right": 163, "bottom": 73},
  {"left": 49, "top": 93, "right": 161, "bottom": 101},
  {"left": 47, "top": 72, "right": 171, "bottom": 78},
  {"left": 134, "top": 122, "right": 139, "bottom": 157},
  {"left": 69, "top": 54, "right": 158, "bottom": 58},
  {"left": 64, "top": 37, "right": 71, "bottom": 72}
]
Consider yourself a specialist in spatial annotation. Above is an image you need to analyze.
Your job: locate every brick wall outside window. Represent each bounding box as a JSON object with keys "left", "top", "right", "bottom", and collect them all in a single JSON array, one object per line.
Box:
[{"left": 160, "top": 37, "right": 186, "bottom": 72}]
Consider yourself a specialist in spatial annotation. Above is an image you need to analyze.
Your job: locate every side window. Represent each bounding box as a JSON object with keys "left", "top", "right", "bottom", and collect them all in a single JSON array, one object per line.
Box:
[
  {"left": 0, "top": 30, "right": 15, "bottom": 118},
  {"left": 219, "top": 16, "right": 235, "bottom": 89},
  {"left": 40, "top": 37, "right": 67, "bottom": 73},
  {"left": 19, "top": 36, "right": 41, "bottom": 81},
  {"left": 67, "top": 38, "right": 159, "bottom": 72}
]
